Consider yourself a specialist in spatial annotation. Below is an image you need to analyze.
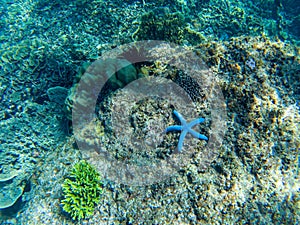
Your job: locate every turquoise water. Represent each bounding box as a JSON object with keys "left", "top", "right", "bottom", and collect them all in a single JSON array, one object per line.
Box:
[{"left": 0, "top": 0, "right": 299, "bottom": 224}]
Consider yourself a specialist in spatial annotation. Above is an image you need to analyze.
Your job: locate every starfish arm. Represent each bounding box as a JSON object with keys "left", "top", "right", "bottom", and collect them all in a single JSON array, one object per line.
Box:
[
  {"left": 165, "top": 125, "right": 182, "bottom": 132},
  {"left": 173, "top": 110, "right": 186, "bottom": 125},
  {"left": 177, "top": 130, "right": 188, "bottom": 152},
  {"left": 188, "top": 118, "right": 205, "bottom": 128},
  {"left": 189, "top": 129, "right": 208, "bottom": 141}
]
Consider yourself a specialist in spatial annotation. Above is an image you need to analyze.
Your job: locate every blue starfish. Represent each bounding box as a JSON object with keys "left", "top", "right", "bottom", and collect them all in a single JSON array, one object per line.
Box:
[{"left": 165, "top": 110, "right": 208, "bottom": 152}]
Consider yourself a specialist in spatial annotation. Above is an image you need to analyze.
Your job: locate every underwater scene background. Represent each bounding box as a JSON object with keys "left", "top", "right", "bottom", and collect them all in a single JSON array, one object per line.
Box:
[{"left": 0, "top": 0, "right": 299, "bottom": 224}]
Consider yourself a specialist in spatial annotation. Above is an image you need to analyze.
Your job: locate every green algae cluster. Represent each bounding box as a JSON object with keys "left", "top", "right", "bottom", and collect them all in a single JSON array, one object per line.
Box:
[{"left": 61, "top": 160, "right": 102, "bottom": 221}]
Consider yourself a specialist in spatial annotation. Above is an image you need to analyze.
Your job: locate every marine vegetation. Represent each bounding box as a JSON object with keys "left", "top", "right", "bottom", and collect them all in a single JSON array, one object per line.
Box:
[{"left": 61, "top": 160, "right": 102, "bottom": 221}]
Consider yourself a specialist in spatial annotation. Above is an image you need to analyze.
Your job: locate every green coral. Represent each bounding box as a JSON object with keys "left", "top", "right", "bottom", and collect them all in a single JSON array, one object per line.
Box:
[{"left": 61, "top": 160, "right": 103, "bottom": 221}]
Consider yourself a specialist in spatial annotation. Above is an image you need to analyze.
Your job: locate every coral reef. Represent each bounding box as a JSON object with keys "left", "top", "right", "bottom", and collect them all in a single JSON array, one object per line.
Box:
[
  {"left": 0, "top": 100, "right": 66, "bottom": 214},
  {"left": 61, "top": 36, "right": 299, "bottom": 224},
  {"left": 133, "top": 7, "right": 185, "bottom": 44},
  {"left": 47, "top": 86, "right": 69, "bottom": 105},
  {"left": 0, "top": 0, "right": 299, "bottom": 224},
  {"left": 133, "top": 6, "right": 206, "bottom": 45},
  {"left": 193, "top": 36, "right": 299, "bottom": 224}
]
